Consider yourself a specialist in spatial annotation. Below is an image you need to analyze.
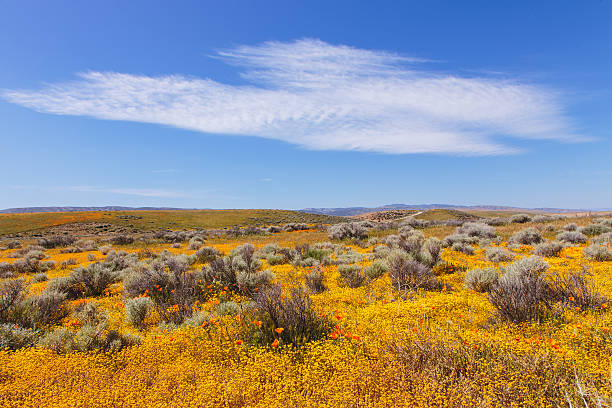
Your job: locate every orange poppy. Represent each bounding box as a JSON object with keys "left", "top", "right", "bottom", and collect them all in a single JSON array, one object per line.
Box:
[
  {"left": 271, "top": 339, "right": 279, "bottom": 348},
  {"left": 275, "top": 327, "right": 284, "bottom": 334},
  {"left": 235, "top": 340, "right": 243, "bottom": 345}
]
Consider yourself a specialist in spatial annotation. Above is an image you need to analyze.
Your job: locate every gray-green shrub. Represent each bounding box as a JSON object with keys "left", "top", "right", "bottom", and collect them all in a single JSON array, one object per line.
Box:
[
  {"left": 337, "top": 264, "right": 366, "bottom": 288},
  {"left": 465, "top": 268, "right": 499, "bottom": 292},
  {"left": 387, "top": 250, "right": 442, "bottom": 292},
  {"left": 249, "top": 285, "right": 332, "bottom": 347},
  {"left": 0, "top": 324, "right": 38, "bottom": 350},
  {"left": 194, "top": 246, "right": 221, "bottom": 263},
  {"left": 593, "top": 232, "right": 612, "bottom": 245},
  {"left": 305, "top": 268, "right": 326, "bottom": 294},
  {"left": 365, "top": 260, "right": 388, "bottom": 280},
  {"left": 39, "top": 303, "right": 140, "bottom": 353},
  {"left": 488, "top": 256, "right": 552, "bottom": 323},
  {"left": 328, "top": 222, "right": 368, "bottom": 240},
  {"left": 50, "top": 263, "right": 119, "bottom": 299},
  {"left": 510, "top": 227, "right": 543, "bottom": 245},
  {"left": 451, "top": 242, "right": 475, "bottom": 255},
  {"left": 557, "top": 231, "right": 588, "bottom": 244},
  {"left": 125, "top": 297, "right": 154, "bottom": 329},
  {"left": 583, "top": 244, "right": 612, "bottom": 261},
  {"left": 457, "top": 222, "right": 497, "bottom": 239},
  {"left": 581, "top": 224, "right": 612, "bottom": 237},
  {"left": 485, "top": 247, "right": 515, "bottom": 263},
  {"left": 533, "top": 241, "right": 564, "bottom": 257},
  {"left": 216, "top": 301, "right": 240, "bottom": 316},
  {"left": 510, "top": 214, "right": 532, "bottom": 224}
]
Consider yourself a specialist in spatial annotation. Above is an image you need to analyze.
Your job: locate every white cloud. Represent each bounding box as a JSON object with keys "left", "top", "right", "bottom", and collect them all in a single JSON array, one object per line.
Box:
[{"left": 2, "top": 39, "right": 580, "bottom": 154}]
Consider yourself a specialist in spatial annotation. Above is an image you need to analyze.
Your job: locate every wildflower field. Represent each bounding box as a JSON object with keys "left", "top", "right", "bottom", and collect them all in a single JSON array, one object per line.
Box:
[{"left": 0, "top": 210, "right": 610, "bottom": 407}]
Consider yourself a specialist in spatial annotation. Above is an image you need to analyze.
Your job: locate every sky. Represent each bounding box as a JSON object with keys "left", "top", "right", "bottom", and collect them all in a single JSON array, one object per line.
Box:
[{"left": 0, "top": 0, "right": 611, "bottom": 210}]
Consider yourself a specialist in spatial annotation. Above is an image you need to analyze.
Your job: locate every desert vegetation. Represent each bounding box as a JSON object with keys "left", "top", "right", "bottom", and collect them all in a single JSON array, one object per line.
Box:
[{"left": 0, "top": 209, "right": 610, "bottom": 407}]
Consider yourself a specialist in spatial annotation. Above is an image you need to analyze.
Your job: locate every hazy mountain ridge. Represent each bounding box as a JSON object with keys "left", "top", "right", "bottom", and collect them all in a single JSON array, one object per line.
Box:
[
  {"left": 300, "top": 204, "right": 605, "bottom": 217},
  {"left": 0, "top": 206, "right": 194, "bottom": 214},
  {"left": 1, "top": 204, "right": 609, "bottom": 216}
]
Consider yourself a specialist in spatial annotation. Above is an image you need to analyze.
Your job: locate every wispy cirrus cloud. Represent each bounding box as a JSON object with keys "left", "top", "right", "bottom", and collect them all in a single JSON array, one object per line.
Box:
[
  {"left": 151, "top": 169, "right": 178, "bottom": 174},
  {"left": 2, "top": 39, "right": 581, "bottom": 155},
  {"left": 11, "top": 185, "right": 187, "bottom": 198},
  {"left": 67, "top": 186, "right": 185, "bottom": 198}
]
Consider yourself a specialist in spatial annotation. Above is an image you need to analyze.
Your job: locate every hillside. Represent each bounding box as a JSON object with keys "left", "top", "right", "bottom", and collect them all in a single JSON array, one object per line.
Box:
[{"left": 0, "top": 209, "right": 345, "bottom": 236}]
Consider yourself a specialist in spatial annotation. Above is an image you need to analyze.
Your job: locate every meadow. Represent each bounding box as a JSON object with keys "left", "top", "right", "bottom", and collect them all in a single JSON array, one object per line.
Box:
[{"left": 0, "top": 210, "right": 610, "bottom": 407}]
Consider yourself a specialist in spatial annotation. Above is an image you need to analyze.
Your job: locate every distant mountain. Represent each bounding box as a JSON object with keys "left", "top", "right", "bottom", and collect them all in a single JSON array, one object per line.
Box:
[
  {"left": 1, "top": 204, "right": 608, "bottom": 216},
  {"left": 0, "top": 206, "right": 195, "bottom": 214},
  {"left": 300, "top": 204, "right": 602, "bottom": 217}
]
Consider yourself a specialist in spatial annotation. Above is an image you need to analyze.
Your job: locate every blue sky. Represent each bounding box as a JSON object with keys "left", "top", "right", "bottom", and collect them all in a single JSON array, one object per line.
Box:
[{"left": 1, "top": 0, "right": 610, "bottom": 210}]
